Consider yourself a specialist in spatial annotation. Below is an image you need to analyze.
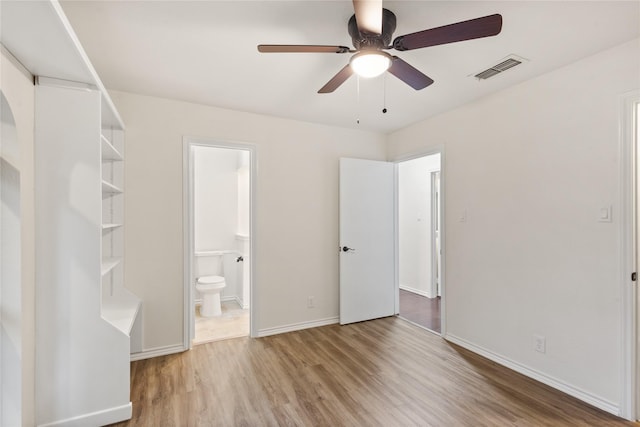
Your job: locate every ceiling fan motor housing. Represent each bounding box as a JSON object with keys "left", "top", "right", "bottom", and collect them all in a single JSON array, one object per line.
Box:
[{"left": 348, "top": 8, "right": 397, "bottom": 50}]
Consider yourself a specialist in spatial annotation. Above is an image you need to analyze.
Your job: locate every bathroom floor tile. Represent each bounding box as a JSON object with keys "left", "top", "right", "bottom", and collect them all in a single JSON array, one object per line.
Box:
[{"left": 193, "top": 301, "right": 249, "bottom": 345}]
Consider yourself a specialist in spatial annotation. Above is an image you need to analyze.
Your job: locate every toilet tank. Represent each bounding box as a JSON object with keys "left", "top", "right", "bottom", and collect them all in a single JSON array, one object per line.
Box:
[{"left": 194, "top": 252, "right": 223, "bottom": 277}]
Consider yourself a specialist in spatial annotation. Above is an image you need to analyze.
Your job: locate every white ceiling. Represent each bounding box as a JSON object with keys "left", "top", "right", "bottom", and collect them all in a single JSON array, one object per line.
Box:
[{"left": 59, "top": 1, "right": 640, "bottom": 134}]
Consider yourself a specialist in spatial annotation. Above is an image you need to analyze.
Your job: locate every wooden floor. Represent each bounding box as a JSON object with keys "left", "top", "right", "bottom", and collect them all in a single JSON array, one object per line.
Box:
[
  {"left": 110, "top": 317, "right": 637, "bottom": 427},
  {"left": 399, "top": 289, "right": 441, "bottom": 333}
]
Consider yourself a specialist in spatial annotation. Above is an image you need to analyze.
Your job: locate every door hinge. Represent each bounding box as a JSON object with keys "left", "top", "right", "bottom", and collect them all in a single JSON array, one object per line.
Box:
[{"left": 632, "top": 272, "right": 637, "bottom": 282}]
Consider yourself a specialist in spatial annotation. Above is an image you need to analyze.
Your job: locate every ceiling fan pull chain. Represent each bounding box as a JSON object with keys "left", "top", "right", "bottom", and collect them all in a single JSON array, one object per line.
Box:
[{"left": 382, "top": 73, "right": 388, "bottom": 114}]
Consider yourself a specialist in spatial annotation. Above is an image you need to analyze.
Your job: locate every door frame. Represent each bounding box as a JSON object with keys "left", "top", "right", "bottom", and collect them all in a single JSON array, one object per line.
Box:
[
  {"left": 393, "top": 146, "right": 446, "bottom": 335},
  {"left": 430, "top": 170, "right": 441, "bottom": 298},
  {"left": 620, "top": 90, "right": 640, "bottom": 420},
  {"left": 182, "top": 137, "right": 257, "bottom": 350}
]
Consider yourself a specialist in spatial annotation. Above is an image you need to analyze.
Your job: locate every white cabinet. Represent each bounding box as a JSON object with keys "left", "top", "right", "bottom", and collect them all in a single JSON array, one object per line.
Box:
[{"left": 34, "top": 77, "right": 140, "bottom": 426}]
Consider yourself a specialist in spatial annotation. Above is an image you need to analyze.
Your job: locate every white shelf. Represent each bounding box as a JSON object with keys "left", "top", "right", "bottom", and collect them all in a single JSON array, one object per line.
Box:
[
  {"left": 102, "top": 223, "right": 123, "bottom": 230},
  {"left": 101, "top": 135, "right": 123, "bottom": 161},
  {"left": 102, "top": 180, "right": 122, "bottom": 194},
  {"left": 102, "top": 294, "right": 141, "bottom": 335},
  {"left": 101, "top": 257, "right": 122, "bottom": 276}
]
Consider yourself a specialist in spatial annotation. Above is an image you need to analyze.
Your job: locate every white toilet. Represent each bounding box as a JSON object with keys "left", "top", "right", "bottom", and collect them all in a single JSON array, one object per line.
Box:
[{"left": 196, "top": 275, "right": 226, "bottom": 317}]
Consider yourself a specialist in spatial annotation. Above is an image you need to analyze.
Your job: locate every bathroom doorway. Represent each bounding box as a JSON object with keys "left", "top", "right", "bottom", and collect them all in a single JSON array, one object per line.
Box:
[
  {"left": 397, "top": 152, "right": 442, "bottom": 334},
  {"left": 183, "top": 138, "right": 255, "bottom": 348}
]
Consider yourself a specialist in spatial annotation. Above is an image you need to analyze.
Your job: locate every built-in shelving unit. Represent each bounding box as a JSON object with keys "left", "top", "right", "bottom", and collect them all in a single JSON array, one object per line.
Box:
[
  {"left": 4, "top": 0, "right": 142, "bottom": 425},
  {"left": 101, "top": 127, "right": 142, "bottom": 340}
]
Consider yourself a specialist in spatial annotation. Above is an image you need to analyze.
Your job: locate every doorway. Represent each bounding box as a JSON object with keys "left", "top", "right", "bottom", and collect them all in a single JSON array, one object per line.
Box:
[
  {"left": 183, "top": 138, "right": 255, "bottom": 348},
  {"left": 397, "top": 152, "right": 442, "bottom": 334}
]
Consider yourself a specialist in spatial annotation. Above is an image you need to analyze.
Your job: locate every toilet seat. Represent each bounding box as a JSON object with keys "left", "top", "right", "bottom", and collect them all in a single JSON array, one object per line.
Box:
[
  {"left": 196, "top": 275, "right": 226, "bottom": 292},
  {"left": 197, "top": 275, "right": 224, "bottom": 285}
]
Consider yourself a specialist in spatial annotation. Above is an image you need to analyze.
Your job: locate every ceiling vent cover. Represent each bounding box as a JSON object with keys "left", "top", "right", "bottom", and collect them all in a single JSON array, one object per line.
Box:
[{"left": 473, "top": 55, "right": 526, "bottom": 80}]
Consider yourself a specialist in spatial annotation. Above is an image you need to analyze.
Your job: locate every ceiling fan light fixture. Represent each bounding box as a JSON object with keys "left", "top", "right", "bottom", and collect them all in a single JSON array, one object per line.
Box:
[{"left": 350, "top": 51, "right": 391, "bottom": 78}]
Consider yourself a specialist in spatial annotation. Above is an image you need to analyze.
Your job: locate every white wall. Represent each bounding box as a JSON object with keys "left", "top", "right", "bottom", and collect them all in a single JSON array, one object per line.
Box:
[
  {"left": 111, "top": 90, "right": 387, "bottom": 350},
  {"left": 237, "top": 150, "right": 250, "bottom": 237},
  {"left": 388, "top": 38, "right": 640, "bottom": 413},
  {"left": 399, "top": 154, "right": 440, "bottom": 298},
  {"left": 193, "top": 146, "right": 239, "bottom": 252},
  {"left": 0, "top": 47, "right": 35, "bottom": 427}
]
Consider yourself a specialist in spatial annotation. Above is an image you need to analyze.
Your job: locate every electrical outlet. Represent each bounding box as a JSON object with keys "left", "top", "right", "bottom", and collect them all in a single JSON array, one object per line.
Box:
[
  {"left": 307, "top": 296, "right": 315, "bottom": 308},
  {"left": 534, "top": 334, "right": 546, "bottom": 353}
]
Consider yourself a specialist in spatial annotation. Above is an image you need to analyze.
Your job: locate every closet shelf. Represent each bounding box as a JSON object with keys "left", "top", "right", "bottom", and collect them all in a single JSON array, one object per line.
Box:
[
  {"left": 101, "top": 257, "right": 122, "bottom": 276},
  {"left": 101, "top": 135, "right": 124, "bottom": 161},
  {"left": 102, "top": 295, "right": 141, "bottom": 335},
  {"left": 102, "top": 180, "right": 123, "bottom": 194},
  {"left": 102, "top": 223, "right": 123, "bottom": 230}
]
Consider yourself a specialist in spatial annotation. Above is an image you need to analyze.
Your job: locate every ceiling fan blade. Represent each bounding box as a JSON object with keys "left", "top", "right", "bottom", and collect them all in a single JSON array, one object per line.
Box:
[
  {"left": 393, "top": 14, "right": 502, "bottom": 51},
  {"left": 258, "top": 45, "right": 350, "bottom": 53},
  {"left": 387, "top": 57, "right": 434, "bottom": 90},
  {"left": 352, "top": 0, "right": 383, "bottom": 36},
  {"left": 318, "top": 64, "right": 354, "bottom": 93}
]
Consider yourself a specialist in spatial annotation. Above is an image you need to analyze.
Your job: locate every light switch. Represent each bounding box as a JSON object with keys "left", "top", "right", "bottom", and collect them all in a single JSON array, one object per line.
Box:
[{"left": 598, "top": 206, "right": 612, "bottom": 222}]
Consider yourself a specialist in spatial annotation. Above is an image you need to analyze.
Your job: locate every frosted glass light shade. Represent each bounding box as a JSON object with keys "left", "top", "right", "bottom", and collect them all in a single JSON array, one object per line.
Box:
[{"left": 350, "top": 51, "right": 392, "bottom": 78}]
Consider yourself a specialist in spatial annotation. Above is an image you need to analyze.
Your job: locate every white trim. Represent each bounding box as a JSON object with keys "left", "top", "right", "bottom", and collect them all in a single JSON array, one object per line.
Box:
[
  {"left": 392, "top": 145, "right": 446, "bottom": 336},
  {"left": 399, "top": 284, "right": 430, "bottom": 298},
  {"left": 430, "top": 170, "right": 441, "bottom": 297},
  {"left": 130, "top": 344, "right": 185, "bottom": 362},
  {"left": 183, "top": 137, "right": 257, "bottom": 347},
  {"left": 445, "top": 333, "right": 620, "bottom": 416},
  {"left": 393, "top": 161, "right": 400, "bottom": 315},
  {"left": 182, "top": 140, "right": 193, "bottom": 350},
  {"left": 257, "top": 317, "right": 339, "bottom": 337},
  {"left": 37, "top": 403, "right": 132, "bottom": 427},
  {"left": 35, "top": 76, "right": 94, "bottom": 92},
  {"left": 619, "top": 90, "right": 640, "bottom": 420},
  {"left": 194, "top": 250, "right": 240, "bottom": 257}
]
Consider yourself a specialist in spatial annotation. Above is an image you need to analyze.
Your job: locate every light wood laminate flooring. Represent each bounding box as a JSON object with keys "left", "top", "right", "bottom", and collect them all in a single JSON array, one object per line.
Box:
[{"left": 111, "top": 317, "right": 637, "bottom": 427}]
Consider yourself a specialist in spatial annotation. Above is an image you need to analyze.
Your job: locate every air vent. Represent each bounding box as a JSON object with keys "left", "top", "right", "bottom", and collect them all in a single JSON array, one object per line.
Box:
[{"left": 473, "top": 55, "right": 527, "bottom": 80}]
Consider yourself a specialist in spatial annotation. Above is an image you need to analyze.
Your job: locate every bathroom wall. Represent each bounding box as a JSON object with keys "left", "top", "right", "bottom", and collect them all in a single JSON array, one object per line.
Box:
[
  {"left": 398, "top": 154, "right": 440, "bottom": 298},
  {"left": 113, "top": 89, "right": 386, "bottom": 351},
  {"left": 237, "top": 151, "right": 250, "bottom": 238},
  {"left": 193, "top": 146, "right": 239, "bottom": 253}
]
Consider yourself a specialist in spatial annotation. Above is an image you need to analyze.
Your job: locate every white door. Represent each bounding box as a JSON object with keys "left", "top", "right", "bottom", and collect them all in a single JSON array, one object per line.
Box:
[{"left": 340, "top": 158, "right": 395, "bottom": 325}]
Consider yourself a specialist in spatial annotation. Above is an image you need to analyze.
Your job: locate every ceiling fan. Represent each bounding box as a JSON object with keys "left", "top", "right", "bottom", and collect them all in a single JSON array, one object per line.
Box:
[{"left": 257, "top": 0, "right": 502, "bottom": 93}]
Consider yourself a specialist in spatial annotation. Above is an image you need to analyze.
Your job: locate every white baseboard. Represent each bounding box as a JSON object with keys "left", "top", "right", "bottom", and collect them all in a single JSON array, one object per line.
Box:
[
  {"left": 38, "top": 403, "right": 131, "bottom": 427},
  {"left": 257, "top": 316, "right": 339, "bottom": 337},
  {"left": 399, "top": 284, "right": 432, "bottom": 298},
  {"left": 445, "top": 333, "right": 620, "bottom": 416},
  {"left": 220, "top": 295, "right": 236, "bottom": 303},
  {"left": 130, "top": 344, "right": 185, "bottom": 361},
  {"left": 221, "top": 295, "right": 248, "bottom": 309}
]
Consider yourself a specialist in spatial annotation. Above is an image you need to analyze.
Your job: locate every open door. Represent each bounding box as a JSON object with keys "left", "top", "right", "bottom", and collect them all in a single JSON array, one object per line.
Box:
[{"left": 339, "top": 158, "right": 395, "bottom": 325}]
